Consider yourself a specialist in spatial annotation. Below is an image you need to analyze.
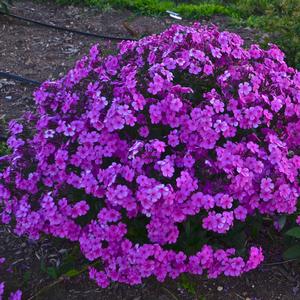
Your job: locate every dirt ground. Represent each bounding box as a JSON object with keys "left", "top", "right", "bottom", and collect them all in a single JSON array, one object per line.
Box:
[{"left": 1, "top": 1, "right": 300, "bottom": 299}]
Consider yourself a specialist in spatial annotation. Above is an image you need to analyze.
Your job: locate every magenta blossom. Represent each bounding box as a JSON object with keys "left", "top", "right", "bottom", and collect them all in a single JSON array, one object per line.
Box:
[{"left": 0, "top": 23, "right": 299, "bottom": 288}]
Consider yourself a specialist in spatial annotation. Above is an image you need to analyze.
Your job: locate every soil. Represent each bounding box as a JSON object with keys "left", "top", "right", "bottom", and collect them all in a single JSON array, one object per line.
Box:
[{"left": 0, "top": 1, "right": 299, "bottom": 299}]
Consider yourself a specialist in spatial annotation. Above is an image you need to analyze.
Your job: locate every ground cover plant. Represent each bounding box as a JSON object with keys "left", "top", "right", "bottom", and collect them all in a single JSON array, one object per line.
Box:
[{"left": 1, "top": 23, "right": 300, "bottom": 294}]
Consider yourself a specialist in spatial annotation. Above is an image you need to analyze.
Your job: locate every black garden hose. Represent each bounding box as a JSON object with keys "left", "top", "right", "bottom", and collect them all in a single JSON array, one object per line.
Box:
[
  {"left": 0, "top": 71, "right": 41, "bottom": 85},
  {"left": 0, "top": 11, "right": 137, "bottom": 41}
]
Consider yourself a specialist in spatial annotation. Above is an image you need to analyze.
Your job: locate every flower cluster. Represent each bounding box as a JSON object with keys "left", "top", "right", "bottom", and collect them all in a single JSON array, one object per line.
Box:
[{"left": 1, "top": 23, "right": 299, "bottom": 287}]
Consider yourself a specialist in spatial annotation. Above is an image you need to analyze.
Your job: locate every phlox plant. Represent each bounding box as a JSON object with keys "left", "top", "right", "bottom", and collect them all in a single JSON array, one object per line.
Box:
[{"left": 0, "top": 23, "right": 300, "bottom": 288}]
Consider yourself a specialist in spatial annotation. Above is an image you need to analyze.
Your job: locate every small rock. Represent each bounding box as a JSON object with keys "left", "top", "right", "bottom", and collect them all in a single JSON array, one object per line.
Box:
[
  {"left": 5, "top": 96, "right": 12, "bottom": 100},
  {"left": 217, "top": 286, "right": 223, "bottom": 292}
]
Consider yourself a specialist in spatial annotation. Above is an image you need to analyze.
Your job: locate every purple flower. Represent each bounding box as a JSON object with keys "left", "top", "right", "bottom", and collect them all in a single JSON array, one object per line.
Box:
[
  {"left": 234, "top": 206, "right": 247, "bottom": 221},
  {"left": 44, "top": 129, "right": 55, "bottom": 138},
  {"left": 173, "top": 32, "right": 184, "bottom": 43},
  {"left": 64, "top": 124, "right": 76, "bottom": 137},
  {"left": 203, "top": 64, "right": 213, "bottom": 75},
  {"left": 271, "top": 97, "right": 283, "bottom": 112},
  {"left": 9, "top": 121, "right": 23, "bottom": 135},
  {"left": 161, "top": 162, "right": 174, "bottom": 178},
  {"left": 9, "top": 290, "right": 22, "bottom": 300},
  {"left": 0, "top": 282, "right": 5, "bottom": 299},
  {"left": 189, "top": 63, "right": 202, "bottom": 75},
  {"left": 238, "top": 82, "right": 252, "bottom": 96}
]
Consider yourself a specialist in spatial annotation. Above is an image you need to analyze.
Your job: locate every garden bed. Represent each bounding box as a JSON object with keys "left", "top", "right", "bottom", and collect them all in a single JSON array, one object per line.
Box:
[{"left": 0, "top": 1, "right": 299, "bottom": 299}]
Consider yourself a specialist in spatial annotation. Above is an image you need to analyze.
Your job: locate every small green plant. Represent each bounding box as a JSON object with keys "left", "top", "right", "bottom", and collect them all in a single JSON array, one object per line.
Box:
[
  {"left": 179, "top": 274, "right": 197, "bottom": 296},
  {"left": 0, "top": 0, "right": 12, "bottom": 13},
  {"left": 178, "top": 274, "right": 207, "bottom": 299}
]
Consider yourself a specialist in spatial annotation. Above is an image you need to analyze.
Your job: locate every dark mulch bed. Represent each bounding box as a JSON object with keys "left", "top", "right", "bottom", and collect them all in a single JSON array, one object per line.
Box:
[{"left": 1, "top": 1, "right": 299, "bottom": 299}]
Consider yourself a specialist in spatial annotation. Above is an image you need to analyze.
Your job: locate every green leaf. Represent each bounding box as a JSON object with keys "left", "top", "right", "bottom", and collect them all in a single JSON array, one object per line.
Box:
[
  {"left": 184, "top": 220, "right": 191, "bottom": 239},
  {"left": 285, "top": 227, "right": 300, "bottom": 239},
  {"left": 249, "top": 215, "right": 263, "bottom": 238},
  {"left": 47, "top": 267, "right": 58, "bottom": 279},
  {"left": 65, "top": 269, "right": 81, "bottom": 277},
  {"left": 278, "top": 215, "right": 287, "bottom": 231},
  {"left": 40, "top": 260, "right": 46, "bottom": 273},
  {"left": 283, "top": 245, "right": 300, "bottom": 259},
  {"left": 23, "top": 271, "right": 31, "bottom": 285}
]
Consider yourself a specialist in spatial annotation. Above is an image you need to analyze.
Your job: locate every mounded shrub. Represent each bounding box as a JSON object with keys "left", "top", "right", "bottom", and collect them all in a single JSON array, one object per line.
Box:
[{"left": 1, "top": 24, "right": 300, "bottom": 287}]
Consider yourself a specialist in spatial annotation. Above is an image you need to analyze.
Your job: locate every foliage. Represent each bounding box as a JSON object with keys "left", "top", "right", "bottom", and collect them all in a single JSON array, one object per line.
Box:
[
  {"left": 55, "top": 0, "right": 236, "bottom": 18},
  {"left": 234, "top": 0, "right": 300, "bottom": 69},
  {"left": 39, "top": 245, "right": 86, "bottom": 280},
  {"left": 230, "top": 0, "right": 270, "bottom": 16},
  {"left": 283, "top": 218, "right": 300, "bottom": 259},
  {"left": 1, "top": 24, "right": 299, "bottom": 288},
  {"left": 0, "top": 0, "right": 12, "bottom": 13},
  {"left": 0, "top": 142, "right": 9, "bottom": 156},
  {"left": 179, "top": 274, "right": 197, "bottom": 296},
  {"left": 175, "top": 2, "right": 235, "bottom": 18}
]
